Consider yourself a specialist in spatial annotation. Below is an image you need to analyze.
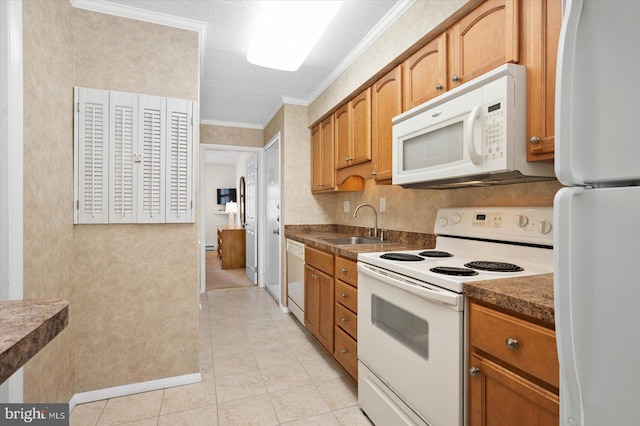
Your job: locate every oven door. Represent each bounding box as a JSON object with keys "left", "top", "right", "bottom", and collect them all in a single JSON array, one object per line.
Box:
[{"left": 357, "top": 262, "right": 464, "bottom": 426}]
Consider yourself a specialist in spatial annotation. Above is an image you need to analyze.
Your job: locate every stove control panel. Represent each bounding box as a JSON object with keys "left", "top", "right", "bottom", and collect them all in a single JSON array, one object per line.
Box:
[{"left": 435, "top": 207, "right": 553, "bottom": 246}]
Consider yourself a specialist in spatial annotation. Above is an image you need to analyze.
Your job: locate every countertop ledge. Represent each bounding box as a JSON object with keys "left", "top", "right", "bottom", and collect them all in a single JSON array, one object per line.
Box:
[
  {"left": 0, "top": 298, "right": 69, "bottom": 384},
  {"left": 463, "top": 274, "right": 555, "bottom": 324}
]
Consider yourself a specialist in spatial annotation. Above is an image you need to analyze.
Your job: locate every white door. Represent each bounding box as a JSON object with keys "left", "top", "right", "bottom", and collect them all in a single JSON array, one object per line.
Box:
[
  {"left": 263, "top": 136, "right": 280, "bottom": 303},
  {"left": 245, "top": 154, "right": 258, "bottom": 284}
]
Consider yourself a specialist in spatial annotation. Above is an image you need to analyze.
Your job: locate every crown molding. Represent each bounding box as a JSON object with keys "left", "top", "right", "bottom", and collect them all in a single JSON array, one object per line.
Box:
[
  {"left": 200, "top": 119, "right": 263, "bottom": 130},
  {"left": 281, "top": 96, "right": 308, "bottom": 106},
  {"left": 307, "top": 0, "right": 414, "bottom": 104}
]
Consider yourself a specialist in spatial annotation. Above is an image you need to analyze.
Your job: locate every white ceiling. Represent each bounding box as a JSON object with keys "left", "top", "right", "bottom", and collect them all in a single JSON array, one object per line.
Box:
[{"left": 88, "top": 0, "right": 408, "bottom": 128}]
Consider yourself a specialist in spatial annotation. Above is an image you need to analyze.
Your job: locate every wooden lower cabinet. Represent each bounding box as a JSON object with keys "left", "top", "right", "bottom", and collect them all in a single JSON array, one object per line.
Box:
[
  {"left": 304, "top": 264, "right": 334, "bottom": 353},
  {"left": 468, "top": 301, "right": 559, "bottom": 426}
]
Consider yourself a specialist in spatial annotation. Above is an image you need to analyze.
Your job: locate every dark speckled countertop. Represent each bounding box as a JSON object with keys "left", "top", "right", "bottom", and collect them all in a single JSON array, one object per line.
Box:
[
  {"left": 0, "top": 299, "right": 69, "bottom": 384},
  {"left": 285, "top": 224, "right": 555, "bottom": 324},
  {"left": 464, "top": 274, "right": 555, "bottom": 324}
]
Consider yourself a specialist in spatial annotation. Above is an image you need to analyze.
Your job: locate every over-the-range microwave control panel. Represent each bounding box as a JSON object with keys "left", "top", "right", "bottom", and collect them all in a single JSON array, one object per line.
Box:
[{"left": 434, "top": 207, "right": 553, "bottom": 246}]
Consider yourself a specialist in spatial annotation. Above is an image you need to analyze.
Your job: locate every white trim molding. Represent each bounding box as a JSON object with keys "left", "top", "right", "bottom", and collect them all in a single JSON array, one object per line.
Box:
[
  {"left": 69, "top": 372, "right": 202, "bottom": 412},
  {"left": 0, "top": 0, "right": 24, "bottom": 404},
  {"left": 200, "top": 119, "right": 263, "bottom": 130}
]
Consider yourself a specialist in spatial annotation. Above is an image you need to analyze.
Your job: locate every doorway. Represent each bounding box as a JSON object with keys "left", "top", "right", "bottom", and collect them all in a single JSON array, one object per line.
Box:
[
  {"left": 199, "top": 144, "right": 261, "bottom": 293},
  {"left": 263, "top": 134, "right": 281, "bottom": 304}
]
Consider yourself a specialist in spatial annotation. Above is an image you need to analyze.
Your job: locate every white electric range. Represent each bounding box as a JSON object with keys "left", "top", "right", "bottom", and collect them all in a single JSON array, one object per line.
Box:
[{"left": 357, "top": 206, "right": 554, "bottom": 426}]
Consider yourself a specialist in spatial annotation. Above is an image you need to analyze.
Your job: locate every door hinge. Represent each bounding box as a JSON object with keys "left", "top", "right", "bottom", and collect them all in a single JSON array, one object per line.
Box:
[
  {"left": 76, "top": 200, "right": 79, "bottom": 210},
  {"left": 191, "top": 117, "right": 194, "bottom": 126},
  {"left": 191, "top": 200, "right": 193, "bottom": 209},
  {"left": 76, "top": 102, "right": 80, "bottom": 112}
]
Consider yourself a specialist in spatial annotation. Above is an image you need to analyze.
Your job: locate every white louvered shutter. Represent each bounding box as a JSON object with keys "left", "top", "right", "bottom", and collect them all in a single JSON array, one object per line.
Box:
[
  {"left": 138, "top": 95, "right": 166, "bottom": 223},
  {"left": 75, "top": 87, "right": 109, "bottom": 224},
  {"left": 165, "top": 98, "right": 194, "bottom": 223},
  {"left": 109, "top": 91, "right": 138, "bottom": 223}
]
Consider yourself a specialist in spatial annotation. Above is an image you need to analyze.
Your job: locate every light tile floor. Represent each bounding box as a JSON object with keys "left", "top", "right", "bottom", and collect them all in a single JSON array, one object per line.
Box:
[{"left": 70, "top": 287, "right": 373, "bottom": 425}]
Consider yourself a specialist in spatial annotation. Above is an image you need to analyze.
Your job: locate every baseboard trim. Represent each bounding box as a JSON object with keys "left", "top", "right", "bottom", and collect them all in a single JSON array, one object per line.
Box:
[{"left": 68, "top": 372, "right": 201, "bottom": 412}]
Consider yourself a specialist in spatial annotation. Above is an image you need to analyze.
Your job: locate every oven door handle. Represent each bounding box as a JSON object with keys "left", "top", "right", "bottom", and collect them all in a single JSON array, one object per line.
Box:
[{"left": 358, "top": 263, "right": 463, "bottom": 308}]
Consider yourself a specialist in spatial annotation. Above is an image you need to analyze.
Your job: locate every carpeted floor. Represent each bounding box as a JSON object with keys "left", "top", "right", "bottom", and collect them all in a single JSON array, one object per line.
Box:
[{"left": 206, "top": 250, "right": 255, "bottom": 291}]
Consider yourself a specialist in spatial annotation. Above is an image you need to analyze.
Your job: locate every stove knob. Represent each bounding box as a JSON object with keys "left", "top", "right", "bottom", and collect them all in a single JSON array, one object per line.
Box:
[
  {"left": 538, "top": 220, "right": 552, "bottom": 234},
  {"left": 439, "top": 217, "right": 448, "bottom": 227},
  {"left": 517, "top": 214, "right": 529, "bottom": 228},
  {"left": 452, "top": 213, "right": 462, "bottom": 224}
]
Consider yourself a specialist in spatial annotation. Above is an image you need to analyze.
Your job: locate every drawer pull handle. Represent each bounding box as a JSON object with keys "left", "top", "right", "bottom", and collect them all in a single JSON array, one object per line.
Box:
[
  {"left": 469, "top": 367, "right": 480, "bottom": 376},
  {"left": 340, "top": 348, "right": 348, "bottom": 354},
  {"left": 505, "top": 337, "right": 519, "bottom": 350},
  {"left": 340, "top": 293, "right": 347, "bottom": 298},
  {"left": 340, "top": 317, "right": 347, "bottom": 323},
  {"left": 341, "top": 268, "right": 348, "bottom": 273}
]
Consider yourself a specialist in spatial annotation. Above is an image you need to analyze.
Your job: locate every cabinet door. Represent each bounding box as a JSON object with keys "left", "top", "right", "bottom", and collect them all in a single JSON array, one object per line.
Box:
[
  {"left": 372, "top": 66, "right": 402, "bottom": 181},
  {"left": 334, "top": 104, "right": 351, "bottom": 170},
  {"left": 448, "top": 0, "right": 520, "bottom": 88},
  {"left": 350, "top": 87, "right": 372, "bottom": 165},
  {"left": 138, "top": 94, "right": 166, "bottom": 223},
  {"left": 317, "top": 269, "right": 335, "bottom": 353},
  {"left": 304, "top": 265, "right": 320, "bottom": 336},
  {"left": 469, "top": 353, "right": 559, "bottom": 426},
  {"left": 319, "top": 115, "right": 335, "bottom": 191},
  {"left": 310, "top": 124, "right": 323, "bottom": 191},
  {"left": 165, "top": 97, "right": 194, "bottom": 223},
  {"left": 403, "top": 34, "right": 447, "bottom": 110},
  {"left": 523, "top": 0, "right": 561, "bottom": 161},
  {"left": 109, "top": 90, "right": 138, "bottom": 224},
  {"left": 75, "top": 87, "right": 109, "bottom": 224}
]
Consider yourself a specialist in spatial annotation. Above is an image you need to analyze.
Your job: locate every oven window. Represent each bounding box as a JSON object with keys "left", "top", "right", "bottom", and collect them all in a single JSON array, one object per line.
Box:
[{"left": 371, "top": 294, "right": 429, "bottom": 360}]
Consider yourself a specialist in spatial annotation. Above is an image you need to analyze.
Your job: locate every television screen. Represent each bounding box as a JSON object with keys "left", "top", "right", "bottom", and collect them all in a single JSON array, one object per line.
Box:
[{"left": 217, "top": 188, "right": 237, "bottom": 205}]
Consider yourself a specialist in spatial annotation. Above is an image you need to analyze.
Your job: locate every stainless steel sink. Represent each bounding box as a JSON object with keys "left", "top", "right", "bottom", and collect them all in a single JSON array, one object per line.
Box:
[{"left": 319, "top": 236, "right": 389, "bottom": 245}]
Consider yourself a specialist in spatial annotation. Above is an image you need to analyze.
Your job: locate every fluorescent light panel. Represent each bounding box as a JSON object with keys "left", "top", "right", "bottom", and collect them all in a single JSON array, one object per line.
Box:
[{"left": 247, "top": 0, "right": 344, "bottom": 72}]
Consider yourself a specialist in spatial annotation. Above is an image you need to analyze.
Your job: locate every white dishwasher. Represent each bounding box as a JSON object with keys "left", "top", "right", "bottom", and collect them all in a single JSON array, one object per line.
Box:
[{"left": 286, "top": 239, "right": 305, "bottom": 325}]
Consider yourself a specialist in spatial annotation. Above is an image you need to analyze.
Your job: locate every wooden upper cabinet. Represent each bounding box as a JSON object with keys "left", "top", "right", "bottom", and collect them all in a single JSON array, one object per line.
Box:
[
  {"left": 403, "top": 34, "right": 447, "bottom": 111},
  {"left": 522, "top": 0, "right": 561, "bottom": 161},
  {"left": 311, "top": 116, "right": 335, "bottom": 193},
  {"left": 372, "top": 65, "right": 402, "bottom": 182},
  {"left": 351, "top": 87, "right": 372, "bottom": 165},
  {"left": 335, "top": 88, "right": 372, "bottom": 170},
  {"left": 334, "top": 104, "right": 351, "bottom": 170},
  {"left": 448, "top": 0, "right": 520, "bottom": 88}
]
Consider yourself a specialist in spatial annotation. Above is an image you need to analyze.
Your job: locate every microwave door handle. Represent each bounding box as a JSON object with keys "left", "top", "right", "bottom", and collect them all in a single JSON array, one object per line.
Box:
[{"left": 466, "top": 105, "right": 482, "bottom": 165}]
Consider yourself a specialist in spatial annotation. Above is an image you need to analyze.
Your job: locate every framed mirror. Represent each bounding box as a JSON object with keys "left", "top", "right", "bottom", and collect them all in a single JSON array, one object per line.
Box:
[{"left": 239, "top": 176, "right": 246, "bottom": 227}]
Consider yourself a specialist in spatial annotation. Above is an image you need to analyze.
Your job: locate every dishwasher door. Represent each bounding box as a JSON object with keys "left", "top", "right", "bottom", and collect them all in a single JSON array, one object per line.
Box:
[{"left": 286, "top": 239, "right": 305, "bottom": 325}]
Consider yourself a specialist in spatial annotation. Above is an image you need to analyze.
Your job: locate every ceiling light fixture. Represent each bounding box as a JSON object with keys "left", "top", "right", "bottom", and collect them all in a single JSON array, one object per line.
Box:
[{"left": 247, "top": 0, "right": 345, "bottom": 72}]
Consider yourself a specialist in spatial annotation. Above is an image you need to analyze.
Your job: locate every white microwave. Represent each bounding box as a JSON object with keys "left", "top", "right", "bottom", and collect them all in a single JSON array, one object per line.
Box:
[{"left": 392, "top": 64, "right": 554, "bottom": 189}]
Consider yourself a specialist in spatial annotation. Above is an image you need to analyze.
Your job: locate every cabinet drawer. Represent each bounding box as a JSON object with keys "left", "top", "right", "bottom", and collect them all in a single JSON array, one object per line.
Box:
[
  {"left": 335, "top": 257, "right": 357, "bottom": 287},
  {"left": 334, "top": 326, "right": 358, "bottom": 381},
  {"left": 470, "top": 303, "right": 559, "bottom": 388},
  {"left": 335, "top": 280, "right": 357, "bottom": 313},
  {"left": 335, "top": 302, "right": 357, "bottom": 339},
  {"left": 305, "top": 247, "right": 334, "bottom": 276}
]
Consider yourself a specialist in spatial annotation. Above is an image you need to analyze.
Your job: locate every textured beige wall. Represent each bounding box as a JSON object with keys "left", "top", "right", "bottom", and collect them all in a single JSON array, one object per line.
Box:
[
  {"left": 200, "top": 124, "right": 264, "bottom": 147},
  {"left": 308, "top": 0, "right": 468, "bottom": 124},
  {"left": 72, "top": 10, "right": 200, "bottom": 392},
  {"left": 22, "top": 0, "right": 75, "bottom": 403}
]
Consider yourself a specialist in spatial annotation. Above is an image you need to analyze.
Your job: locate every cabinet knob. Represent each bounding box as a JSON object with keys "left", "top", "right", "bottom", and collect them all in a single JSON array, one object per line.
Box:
[
  {"left": 371, "top": 171, "right": 377, "bottom": 176},
  {"left": 435, "top": 83, "right": 443, "bottom": 90},
  {"left": 311, "top": 273, "right": 318, "bottom": 279},
  {"left": 469, "top": 367, "right": 480, "bottom": 376},
  {"left": 345, "top": 157, "right": 353, "bottom": 162},
  {"left": 341, "top": 268, "right": 348, "bottom": 273},
  {"left": 340, "top": 317, "right": 347, "bottom": 323},
  {"left": 340, "top": 348, "right": 348, "bottom": 354},
  {"left": 529, "top": 135, "right": 541, "bottom": 145},
  {"left": 505, "top": 337, "right": 520, "bottom": 349},
  {"left": 452, "top": 75, "right": 460, "bottom": 82},
  {"left": 340, "top": 293, "right": 347, "bottom": 299}
]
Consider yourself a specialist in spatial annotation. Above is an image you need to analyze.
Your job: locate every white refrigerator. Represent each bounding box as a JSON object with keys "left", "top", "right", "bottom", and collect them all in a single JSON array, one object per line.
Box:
[{"left": 554, "top": 0, "right": 640, "bottom": 425}]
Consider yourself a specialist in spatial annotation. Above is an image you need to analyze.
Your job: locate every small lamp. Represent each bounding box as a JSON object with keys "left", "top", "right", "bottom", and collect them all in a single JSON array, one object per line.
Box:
[{"left": 225, "top": 202, "right": 238, "bottom": 226}]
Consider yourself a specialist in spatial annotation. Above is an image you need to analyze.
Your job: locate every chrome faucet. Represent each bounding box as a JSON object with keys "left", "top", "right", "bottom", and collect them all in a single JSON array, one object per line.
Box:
[{"left": 353, "top": 204, "right": 377, "bottom": 238}]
